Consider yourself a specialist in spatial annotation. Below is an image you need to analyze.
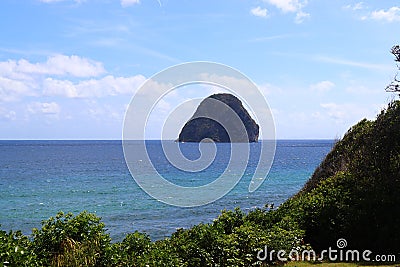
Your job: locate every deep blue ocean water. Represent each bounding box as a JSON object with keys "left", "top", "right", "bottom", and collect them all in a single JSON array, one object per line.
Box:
[{"left": 0, "top": 140, "right": 333, "bottom": 241}]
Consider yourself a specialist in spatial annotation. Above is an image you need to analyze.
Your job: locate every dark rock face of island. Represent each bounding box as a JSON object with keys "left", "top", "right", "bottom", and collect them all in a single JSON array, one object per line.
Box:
[{"left": 178, "top": 93, "right": 259, "bottom": 143}]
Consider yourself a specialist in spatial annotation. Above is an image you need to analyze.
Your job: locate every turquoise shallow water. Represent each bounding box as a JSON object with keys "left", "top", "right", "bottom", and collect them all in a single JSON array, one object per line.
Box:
[{"left": 0, "top": 140, "right": 333, "bottom": 241}]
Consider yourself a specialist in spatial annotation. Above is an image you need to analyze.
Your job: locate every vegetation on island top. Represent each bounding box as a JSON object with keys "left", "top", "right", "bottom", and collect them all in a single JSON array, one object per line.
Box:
[{"left": 2, "top": 47, "right": 400, "bottom": 266}]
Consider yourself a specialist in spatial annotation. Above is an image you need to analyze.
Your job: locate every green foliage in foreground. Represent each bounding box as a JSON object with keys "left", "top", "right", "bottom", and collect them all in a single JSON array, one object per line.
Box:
[
  {"left": 0, "top": 229, "right": 42, "bottom": 266},
  {"left": 0, "top": 208, "right": 305, "bottom": 266},
  {"left": 1, "top": 101, "right": 400, "bottom": 266},
  {"left": 31, "top": 211, "right": 111, "bottom": 266}
]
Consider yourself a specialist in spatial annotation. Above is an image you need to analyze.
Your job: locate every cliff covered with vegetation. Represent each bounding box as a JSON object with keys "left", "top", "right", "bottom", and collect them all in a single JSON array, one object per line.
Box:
[{"left": 295, "top": 100, "right": 400, "bottom": 251}]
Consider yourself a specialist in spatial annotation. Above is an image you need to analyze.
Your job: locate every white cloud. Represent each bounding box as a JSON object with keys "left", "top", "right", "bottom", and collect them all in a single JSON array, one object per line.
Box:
[
  {"left": 27, "top": 55, "right": 104, "bottom": 77},
  {"left": 0, "top": 77, "right": 36, "bottom": 102},
  {"left": 42, "top": 78, "right": 78, "bottom": 98},
  {"left": 0, "top": 55, "right": 105, "bottom": 78},
  {"left": 264, "top": 0, "right": 309, "bottom": 23},
  {"left": 45, "top": 55, "right": 105, "bottom": 77},
  {"left": 0, "top": 55, "right": 146, "bottom": 101},
  {"left": 343, "top": 2, "right": 365, "bottom": 11},
  {"left": 310, "top": 80, "right": 335, "bottom": 93},
  {"left": 265, "top": 0, "right": 304, "bottom": 13},
  {"left": 367, "top": 6, "right": 400, "bottom": 22},
  {"left": 295, "top": 11, "right": 310, "bottom": 23},
  {"left": 0, "top": 60, "right": 34, "bottom": 81},
  {"left": 251, "top": 6, "right": 269, "bottom": 18},
  {"left": 28, "top": 102, "right": 61, "bottom": 115},
  {"left": 43, "top": 75, "right": 146, "bottom": 98},
  {"left": 121, "top": 0, "right": 140, "bottom": 7}
]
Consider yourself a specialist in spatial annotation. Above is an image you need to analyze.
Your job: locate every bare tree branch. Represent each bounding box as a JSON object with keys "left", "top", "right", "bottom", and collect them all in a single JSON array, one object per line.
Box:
[
  {"left": 386, "top": 45, "right": 400, "bottom": 93},
  {"left": 391, "top": 45, "right": 400, "bottom": 62}
]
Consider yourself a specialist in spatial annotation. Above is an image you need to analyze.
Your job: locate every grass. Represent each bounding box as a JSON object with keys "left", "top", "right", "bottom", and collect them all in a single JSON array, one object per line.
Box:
[{"left": 284, "top": 262, "right": 399, "bottom": 267}]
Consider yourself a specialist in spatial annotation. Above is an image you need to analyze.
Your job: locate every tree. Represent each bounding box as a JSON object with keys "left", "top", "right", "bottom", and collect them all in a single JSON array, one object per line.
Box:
[{"left": 386, "top": 45, "right": 400, "bottom": 93}]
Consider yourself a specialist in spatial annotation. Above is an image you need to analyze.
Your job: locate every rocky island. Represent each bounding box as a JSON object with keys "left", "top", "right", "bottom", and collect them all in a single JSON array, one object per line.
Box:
[{"left": 178, "top": 93, "right": 259, "bottom": 143}]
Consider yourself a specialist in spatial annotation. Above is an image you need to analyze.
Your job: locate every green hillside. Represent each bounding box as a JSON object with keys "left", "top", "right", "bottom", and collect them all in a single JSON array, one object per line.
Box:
[{"left": 288, "top": 100, "right": 400, "bottom": 252}]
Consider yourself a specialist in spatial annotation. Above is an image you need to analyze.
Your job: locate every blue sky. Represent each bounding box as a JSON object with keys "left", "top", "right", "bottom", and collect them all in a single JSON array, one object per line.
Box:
[{"left": 0, "top": 0, "right": 399, "bottom": 139}]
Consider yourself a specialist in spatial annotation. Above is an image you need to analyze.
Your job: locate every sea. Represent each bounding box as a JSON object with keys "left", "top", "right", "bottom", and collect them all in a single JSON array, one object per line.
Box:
[{"left": 0, "top": 140, "right": 333, "bottom": 241}]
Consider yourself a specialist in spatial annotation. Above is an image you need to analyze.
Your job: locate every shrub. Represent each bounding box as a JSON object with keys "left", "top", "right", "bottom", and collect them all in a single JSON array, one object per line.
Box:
[
  {"left": 32, "top": 211, "right": 111, "bottom": 266},
  {"left": 108, "top": 231, "right": 152, "bottom": 266},
  {"left": 0, "top": 228, "right": 41, "bottom": 267}
]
